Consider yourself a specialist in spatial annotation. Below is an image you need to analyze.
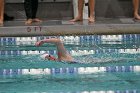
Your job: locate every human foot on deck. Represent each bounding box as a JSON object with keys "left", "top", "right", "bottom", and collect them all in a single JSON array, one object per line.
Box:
[
  {"left": 134, "top": 14, "right": 140, "bottom": 20},
  {"left": 70, "top": 16, "right": 83, "bottom": 22},
  {"left": 0, "top": 21, "right": 3, "bottom": 26},
  {"left": 25, "top": 19, "right": 33, "bottom": 25},
  {"left": 88, "top": 16, "right": 95, "bottom": 23},
  {"left": 33, "top": 18, "right": 42, "bottom": 23}
]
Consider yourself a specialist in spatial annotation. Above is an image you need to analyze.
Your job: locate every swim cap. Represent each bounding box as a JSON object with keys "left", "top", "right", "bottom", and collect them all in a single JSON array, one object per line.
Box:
[
  {"left": 40, "top": 53, "right": 49, "bottom": 59},
  {"left": 40, "top": 53, "right": 56, "bottom": 61}
]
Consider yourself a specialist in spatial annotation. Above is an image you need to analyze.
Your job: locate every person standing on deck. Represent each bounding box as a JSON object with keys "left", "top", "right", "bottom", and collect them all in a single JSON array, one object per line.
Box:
[
  {"left": 133, "top": 0, "right": 140, "bottom": 20},
  {"left": 0, "top": 0, "right": 4, "bottom": 26},
  {"left": 70, "top": 0, "right": 95, "bottom": 23},
  {"left": 24, "top": 0, "right": 42, "bottom": 25}
]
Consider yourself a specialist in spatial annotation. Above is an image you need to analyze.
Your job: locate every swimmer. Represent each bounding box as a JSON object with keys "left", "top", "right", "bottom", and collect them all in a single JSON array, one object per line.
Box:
[
  {"left": 35, "top": 38, "right": 124, "bottom": 64},
  {"left": 35, "top": 38, "right": 75, "bottom": 63}
]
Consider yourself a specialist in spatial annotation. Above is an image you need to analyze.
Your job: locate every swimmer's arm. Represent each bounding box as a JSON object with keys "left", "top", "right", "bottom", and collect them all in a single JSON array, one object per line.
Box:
[
  {"left": 35, "top": 38, "right": 73, "bottom": 60},
  {"left": 35, "top": 38, "right": 62, "bottom": 46},
  {"left": 35, "top": 38, "right": 67, "bottom": 56}
]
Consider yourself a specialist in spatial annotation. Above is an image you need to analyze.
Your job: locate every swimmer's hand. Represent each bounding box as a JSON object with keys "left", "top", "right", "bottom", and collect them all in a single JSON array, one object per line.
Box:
[
  {"left": 35, "top": 38, "right": 62, "bottom": 47},
  {"left": 35, "top": 40, "right": 44, "bottom": 46}
]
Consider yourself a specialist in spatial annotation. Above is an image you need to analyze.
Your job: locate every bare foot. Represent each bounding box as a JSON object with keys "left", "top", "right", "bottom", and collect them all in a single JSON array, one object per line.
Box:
[
  {"left": 70, "top": 16, "right": 83, "bottom": 22},
  {"left": 0, "top": 23, "right": 3, "bottom": 26},
  {"left": 88, "top": 16, "right": 95, "bottom": 23},
  {"left": 25, "top": 19, "right": 33, "bottom": 25},
  {"left": 134, "top": 14, "right": 140, "bottom": 20},
  {"left": 33, "top": 18, "right": 42, "bottom": 23},
  {"left": 0, "top": 21, "right": 3, "bottom": 26}
]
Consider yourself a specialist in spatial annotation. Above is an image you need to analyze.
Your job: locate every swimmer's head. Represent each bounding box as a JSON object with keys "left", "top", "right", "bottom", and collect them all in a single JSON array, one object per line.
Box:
[{"left": 41, "top": 53, "right": 56, "bottom": 61}]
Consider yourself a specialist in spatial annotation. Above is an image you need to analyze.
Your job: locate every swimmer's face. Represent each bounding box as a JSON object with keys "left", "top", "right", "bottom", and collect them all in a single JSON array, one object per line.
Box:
[{"left": 45, "top": 54, "right": 56, "bottom": 61}]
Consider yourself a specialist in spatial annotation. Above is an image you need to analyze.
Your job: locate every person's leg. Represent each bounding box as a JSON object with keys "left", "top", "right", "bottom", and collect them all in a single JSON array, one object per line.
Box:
[
  {"left": 4, "top": 13, "right": 14, "bottom": 21},
  {"left": 32, "top": 0, "right": 42, "bottom": 22},
  {"left": 133, "top": 0, "right": 140, "bottom": 20},
  {"left": 0, "top": 0, "right": 4, "bottom": 26},
  {"left": 24, "top": 0, "right": 33, "bottom": 24},
  {"left": 31, "top": 0, "right": 38, "bottom": 19},
  {"left": 70, "top": 0, "right": 84, "bottom": 22},
  {"left": 88, "top": 0, "right": 95, "bottom": 22}
]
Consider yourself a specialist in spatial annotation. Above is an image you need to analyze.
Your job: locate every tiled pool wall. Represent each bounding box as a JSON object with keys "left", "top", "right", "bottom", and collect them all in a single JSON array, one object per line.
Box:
[{"left": 0, "top": 34, "right": 140, "bottom": 56}]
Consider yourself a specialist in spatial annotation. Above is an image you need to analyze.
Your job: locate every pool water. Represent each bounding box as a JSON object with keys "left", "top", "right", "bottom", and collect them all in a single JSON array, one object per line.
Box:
[{"left": 0, "top": 35, "right": 140, "bottom": 93}]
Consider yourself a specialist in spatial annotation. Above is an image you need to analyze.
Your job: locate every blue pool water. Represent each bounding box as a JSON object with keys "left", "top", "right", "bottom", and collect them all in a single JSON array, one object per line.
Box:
[{"left": 0, "top": 35, "right": 140, "bottom": 93}]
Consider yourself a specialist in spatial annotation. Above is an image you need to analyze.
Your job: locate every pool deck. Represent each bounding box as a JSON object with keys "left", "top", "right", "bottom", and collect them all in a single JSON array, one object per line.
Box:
[{"left": 0, "top": 18, "right": 140, "bottom": 37}]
